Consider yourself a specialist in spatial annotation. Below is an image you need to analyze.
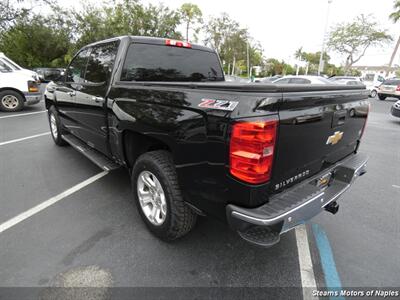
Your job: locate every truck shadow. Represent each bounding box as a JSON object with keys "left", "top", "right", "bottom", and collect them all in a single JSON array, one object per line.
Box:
[{"left": 90, "top": 168, "right": 302, "bottom": 287}]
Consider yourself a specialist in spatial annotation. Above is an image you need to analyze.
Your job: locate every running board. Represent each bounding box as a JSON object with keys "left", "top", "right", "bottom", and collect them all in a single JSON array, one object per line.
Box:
[{"left": 61, "top": 134, "right": 120, "bottom": 171}]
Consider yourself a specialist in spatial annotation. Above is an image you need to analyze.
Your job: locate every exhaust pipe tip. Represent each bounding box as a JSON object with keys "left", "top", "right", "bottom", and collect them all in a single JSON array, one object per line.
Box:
[{"left": 325, "top": 201, "right": 339, "bottom": 215}]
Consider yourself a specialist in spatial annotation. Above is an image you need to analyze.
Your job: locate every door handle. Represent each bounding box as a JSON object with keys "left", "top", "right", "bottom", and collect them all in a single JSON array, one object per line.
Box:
[
  {"left": 92, "top": 96, "right": 105, "bottom": 103},
  {"left": 68, "top": 91, "right": 76, "bottom": 97}
]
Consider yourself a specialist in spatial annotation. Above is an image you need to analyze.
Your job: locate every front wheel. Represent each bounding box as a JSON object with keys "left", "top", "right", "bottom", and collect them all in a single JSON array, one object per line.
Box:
[
  {"left": 131, "top": 150, "right": 197, "bottom": 241},
  {"left": 378, "top": 94, "right": 386, "bottom": 101},
  {"left": 48, "top": 106, "right": 68, "bottom": 146},
  {"left": 370, "top": 90, "right": 377, "bottom": 98},
  {"left": 0, "top": 90, "right": 24, "bottom": 112}
]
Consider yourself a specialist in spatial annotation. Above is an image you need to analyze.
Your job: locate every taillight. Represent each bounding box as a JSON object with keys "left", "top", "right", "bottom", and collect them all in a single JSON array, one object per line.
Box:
[
  {"left": 359, "top": 102, "right": 370, "bottom": 139},
  {"left": 28, "top": 80, "right": 39, "bottom": 93},
  {"left": 396, "top": 85, "right": 400, "bottom": 91},
  {"left": 165, "top": 39, "right": 192, "bottom": 48},
  {"left": 229, "top": 118, "right": 278, "bottom": 184}
]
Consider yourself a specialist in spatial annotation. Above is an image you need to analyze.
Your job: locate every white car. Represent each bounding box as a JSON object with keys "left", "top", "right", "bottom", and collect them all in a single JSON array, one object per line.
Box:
[
  {"left": 329, "top": 76, "right": 363, "bottom": 82},
  {"left": 363, "top": 74, "right": 385, "bottom": 98},
  {"left": 0, "top": 61, "right": 41, "bottom": 111},
  {"left": 0, "top": 52, "right": 40, "bottom": 82},
  {"left": 332, "top": 79, "right": 365, "bottom": 87},
  {"left": 273, "top": 75, "right": 333, "bottom": 84}
]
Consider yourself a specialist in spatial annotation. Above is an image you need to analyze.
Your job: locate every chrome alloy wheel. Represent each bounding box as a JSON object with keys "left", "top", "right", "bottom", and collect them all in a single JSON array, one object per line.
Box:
[
  {"left": 50, "top": 113, "right": 58, "bottom": 138},
  {"left": 137, "top": 170, "right": 167, "bottom": 226},
  {"left": 1, "top": 95, "right": 19, "bottom": 109}
]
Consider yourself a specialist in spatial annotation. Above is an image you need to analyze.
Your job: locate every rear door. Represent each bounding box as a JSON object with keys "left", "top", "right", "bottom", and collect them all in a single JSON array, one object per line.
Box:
[
  {"left": 72, "top": 41, "right": 119, "bottom": 155},
  {"left": 271, "top": 89, "right": 369, "bottom": 192}
]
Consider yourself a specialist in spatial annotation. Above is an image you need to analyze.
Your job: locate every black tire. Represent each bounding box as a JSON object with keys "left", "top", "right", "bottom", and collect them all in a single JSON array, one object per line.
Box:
[
  {"left": 0, "top": 90, "right": 24, "bottom": 112},
  {"left": 378, "top": 94, "right": 386, "bottom": 101},
  {"left": 370, "top": 90, "right": 377, "bottom": 98},
  {"left": 48, "top": 106, "right": 68, "bottom": 146},
  {"left": 131, "top": 150, "right": 197, "bottom": 241}
]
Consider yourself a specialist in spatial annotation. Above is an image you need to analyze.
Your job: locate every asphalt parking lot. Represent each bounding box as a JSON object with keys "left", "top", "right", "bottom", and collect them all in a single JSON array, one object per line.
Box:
[{"left": 0, "top": 95, "right": 399, "bottom": 299}]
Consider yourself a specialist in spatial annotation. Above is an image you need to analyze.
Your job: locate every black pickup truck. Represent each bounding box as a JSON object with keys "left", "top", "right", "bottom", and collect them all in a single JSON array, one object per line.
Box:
[{"left": 45, "top": 36, "right": 369, "bottom": 247}]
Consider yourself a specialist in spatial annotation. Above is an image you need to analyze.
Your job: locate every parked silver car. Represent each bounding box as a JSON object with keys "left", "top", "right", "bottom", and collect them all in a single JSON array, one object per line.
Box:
[
  {"left": 377, "top": 79, "right": 400, "bottom": 101},
  {"left": 391, "top": 100, "right": 400, "bottom": 118},
  {"left": 273, "top": 75, "right": 333, "bottom": 84}
]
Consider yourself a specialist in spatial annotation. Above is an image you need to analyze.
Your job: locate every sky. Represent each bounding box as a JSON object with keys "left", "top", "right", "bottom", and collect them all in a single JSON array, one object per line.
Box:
[{"left": 55, "top": 0, "right": 399, "bottom": 67}]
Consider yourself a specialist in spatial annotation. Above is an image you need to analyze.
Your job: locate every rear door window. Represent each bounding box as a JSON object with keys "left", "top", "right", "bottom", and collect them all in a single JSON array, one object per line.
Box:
[
  {"left": 274, "top": 78, "right": 290, "bottom": 84},
  {"left": 120, "top": 43, "right": 224, "bottom": 82},
  {"left": 289, "top": 78, "right": 311, "bottom": 84},
  {"left": 85, "top": 41, "right": 119, "bottom": 83}
]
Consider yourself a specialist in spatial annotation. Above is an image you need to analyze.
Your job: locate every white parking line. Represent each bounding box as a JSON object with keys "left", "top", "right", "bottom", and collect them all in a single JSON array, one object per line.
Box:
[
  {"left": 0, "top": 171, "right": 108, "bottom": 234},
  {"left": 295, "top": 225, "right": 317, "bottom": 299},
  {"left": 392, "top": 185, "right": 400, "bottom": 189},
  {"left": 0, "top": 132, "right": 50, "bottom": 146},
  {"left": 0, "top": 110, "right": 46, "bottom": 119}
]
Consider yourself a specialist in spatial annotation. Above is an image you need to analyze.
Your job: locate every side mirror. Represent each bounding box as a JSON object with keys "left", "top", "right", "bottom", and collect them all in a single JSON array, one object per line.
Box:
[{"left": 54, "top": 74, "right": 66, "bottom": 83}]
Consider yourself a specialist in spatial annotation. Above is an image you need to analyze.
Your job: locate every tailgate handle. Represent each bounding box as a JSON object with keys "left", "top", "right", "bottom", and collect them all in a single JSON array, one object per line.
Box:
[{"left": 332, "top": 110, "right": 347, "bottom": 128}]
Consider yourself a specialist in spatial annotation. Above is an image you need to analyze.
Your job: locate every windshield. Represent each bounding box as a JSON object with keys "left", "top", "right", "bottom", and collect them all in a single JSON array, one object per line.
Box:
[
  {"left": 0, "top": 60, "right": 12, "bottom": 72},
  {"left": 2, "top": 57, "right": 21, "bottom": 70}
]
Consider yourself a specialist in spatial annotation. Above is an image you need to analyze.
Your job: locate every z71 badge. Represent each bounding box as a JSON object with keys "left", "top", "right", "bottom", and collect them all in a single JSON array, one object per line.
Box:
[{"left": 198, "top": 99, "right": 239, "bottom": 111}]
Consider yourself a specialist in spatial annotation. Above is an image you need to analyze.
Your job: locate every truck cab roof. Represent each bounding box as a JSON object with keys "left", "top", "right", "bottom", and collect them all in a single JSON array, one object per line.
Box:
[{"left": 83, "top": 36, "right": 216, "bottom": 53}]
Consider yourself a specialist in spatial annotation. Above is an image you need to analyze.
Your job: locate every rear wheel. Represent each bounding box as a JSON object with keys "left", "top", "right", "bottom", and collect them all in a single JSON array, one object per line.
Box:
[
  {"left": 0, "top": 90, "right": 24, "bottom": 112},
  {"left": 370, "top": 90, "right": 377, "bottom": 98},
  {"left": 378, "top": 94, "right": 386, "bottom": 101},
  {"left": 131, "top": 150, "right": 197, "bottom": 241},
  {"left": 48, "top": 106, "right": 68, "bottom": 146}
]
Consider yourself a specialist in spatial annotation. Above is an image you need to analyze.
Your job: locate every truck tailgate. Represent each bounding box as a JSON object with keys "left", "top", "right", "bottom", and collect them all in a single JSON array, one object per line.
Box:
[{"left": 271, "top": 89, "right": 369, "bottom": 192}]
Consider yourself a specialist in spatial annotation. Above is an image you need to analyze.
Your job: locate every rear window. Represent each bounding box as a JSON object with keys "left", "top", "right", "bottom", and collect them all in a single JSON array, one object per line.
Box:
[
  {"left": 120, "top": 43, "right": 224, "bottom": 82},
  {"left": 383, "top": 79, "right": 400, "bottom": 85}
]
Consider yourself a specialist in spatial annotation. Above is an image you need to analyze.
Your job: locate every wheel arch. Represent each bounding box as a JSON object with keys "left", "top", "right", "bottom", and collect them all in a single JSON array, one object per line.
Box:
[
  {"left": 0, "top": 87, "right": 26, "bottom": 102},
  {"left": 122, "top": 130, "right": 172, "bottom": 170}
]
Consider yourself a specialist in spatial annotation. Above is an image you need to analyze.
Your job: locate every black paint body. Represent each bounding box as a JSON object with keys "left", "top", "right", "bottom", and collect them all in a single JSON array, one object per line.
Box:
[{"left": 45, "top": 36, "right": 369, "bottom": 223}]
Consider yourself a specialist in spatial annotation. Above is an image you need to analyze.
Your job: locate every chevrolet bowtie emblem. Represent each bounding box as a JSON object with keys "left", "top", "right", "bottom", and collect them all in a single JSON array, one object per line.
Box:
[{"left": 326, "top": 131, "right": 343, "bottom": 145}]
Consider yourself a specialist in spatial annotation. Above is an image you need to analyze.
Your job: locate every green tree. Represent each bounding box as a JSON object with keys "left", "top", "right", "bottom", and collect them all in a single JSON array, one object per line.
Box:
[
  {"left": 73, "top": 0, "right": 182, "bottom": 49},
  {"left": 0, "top": 0, "right": 54, "bottom": 31},
  {"left": 0, "top": 12, "right": 73, "bottom": 68},
  {"left": 204, "top": 13, "right": 260, "bottom": 75},
  {"left": 180, "top": 3, "right": 202, "bottom": 42},
  {"left": 389, "top": 0, "right": 400, "bottom": 69},
  {"left": 294, "top": 47, "right": 305, "bottom": 61},
  {"left": 328, "top": 14, "right": 392, "bottom": 74}
]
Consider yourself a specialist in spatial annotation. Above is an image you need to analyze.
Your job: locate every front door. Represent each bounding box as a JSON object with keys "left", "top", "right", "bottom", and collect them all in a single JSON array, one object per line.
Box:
[
  {"left": 55, "top": 49, "right": 90, "bottom": 132},
  {"left": 72, "top": 41, "right": 119, "bottom": 156}
]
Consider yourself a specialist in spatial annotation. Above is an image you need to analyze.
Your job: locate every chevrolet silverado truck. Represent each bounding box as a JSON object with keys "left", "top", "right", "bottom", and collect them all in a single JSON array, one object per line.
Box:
[{"left": 44, "top": 36, "right": 369, "bottom": 247}]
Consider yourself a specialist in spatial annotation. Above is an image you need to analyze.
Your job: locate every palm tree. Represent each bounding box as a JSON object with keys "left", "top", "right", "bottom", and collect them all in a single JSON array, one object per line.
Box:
[
  {"left": 389, "top": 1, "right": 400, "bottom": 69},
  {"left": 294, "top": 47, "right": 304, "bottom": 61},
  {"left": 180, "top": 3, "right": 202, "bottom": 42}
]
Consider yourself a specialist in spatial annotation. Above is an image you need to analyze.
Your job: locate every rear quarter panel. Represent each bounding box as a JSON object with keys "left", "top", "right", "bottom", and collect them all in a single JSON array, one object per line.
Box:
[{"left": 107, "top": 83, "right": 280, "bottom": 220}]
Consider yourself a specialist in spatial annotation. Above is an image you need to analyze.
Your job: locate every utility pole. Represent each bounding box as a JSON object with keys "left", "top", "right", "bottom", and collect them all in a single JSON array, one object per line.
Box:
[
  {"left": 247, "top": 41, "right": 250, "bottom": 79},
  {"left": 318, "top": 0, "right": 333, "bottom": 76}
]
